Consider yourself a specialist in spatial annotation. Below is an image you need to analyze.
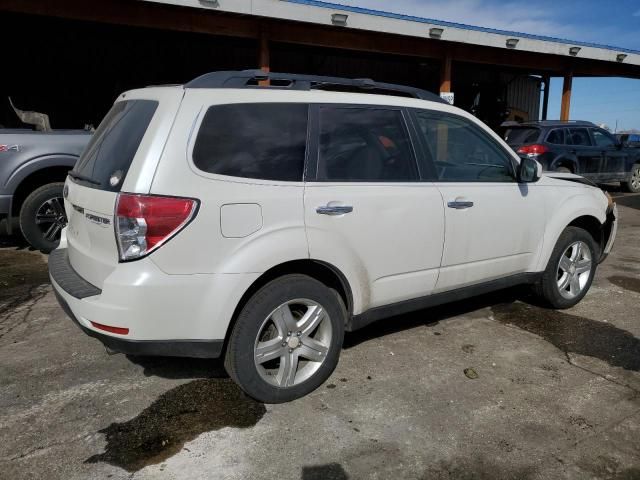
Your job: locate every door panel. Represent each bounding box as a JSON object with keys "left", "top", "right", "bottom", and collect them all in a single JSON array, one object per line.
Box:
[
  {"left": 305, "top": 184, "right": 444, "bottom": 310},
  {"left": 568, "top": 128, "right": 600, "bottom": 176},
  {"left": 435, "top": 183, "right": 545, "bottom": 291}
]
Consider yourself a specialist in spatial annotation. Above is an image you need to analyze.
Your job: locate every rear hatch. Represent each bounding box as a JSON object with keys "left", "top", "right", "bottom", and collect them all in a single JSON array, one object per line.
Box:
[
  {"left": 504, "top": 126, "right": 541, "bottom": 151},
  {"left": 63, "top": 88, "right": 183, "bottom": 287}
]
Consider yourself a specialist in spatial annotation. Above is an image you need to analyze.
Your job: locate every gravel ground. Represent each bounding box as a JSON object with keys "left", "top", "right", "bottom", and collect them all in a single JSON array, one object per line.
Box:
[{"left": 0, "top": 192, "right": 639, "bottom": 480}]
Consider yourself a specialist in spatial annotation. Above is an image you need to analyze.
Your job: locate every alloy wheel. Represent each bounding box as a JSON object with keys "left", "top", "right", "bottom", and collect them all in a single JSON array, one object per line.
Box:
[
  {"left": 556, "top": 241, "right": 592, "bottom": 299},
  {"left": 35, "top": 196, "right": 67, "bottom": 242},
  {"left": 254, "top": 299, "right": 332, "bottom": 388}
]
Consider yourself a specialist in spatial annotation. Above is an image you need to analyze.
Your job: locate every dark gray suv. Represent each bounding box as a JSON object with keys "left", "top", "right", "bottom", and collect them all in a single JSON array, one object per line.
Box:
[{"left": 505, "top": 121, "right": 640, "bottom": 193}]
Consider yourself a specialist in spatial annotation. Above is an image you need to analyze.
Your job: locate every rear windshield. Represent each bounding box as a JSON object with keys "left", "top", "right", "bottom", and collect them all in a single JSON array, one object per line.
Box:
[
  {"left": 71, "top": 100, "right": 158, "bottom": 191},
  {"left": 504, "top": 127, "right": 540, "bottom": 145}
]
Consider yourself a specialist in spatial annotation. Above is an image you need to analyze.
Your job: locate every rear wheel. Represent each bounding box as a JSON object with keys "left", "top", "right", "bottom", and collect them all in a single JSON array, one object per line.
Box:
[
  {"left": 19, "top": 182, "right": 67, "bottom": 253},
  {"left": 224, "top": 274, "right": 346, "bottom": 403},
  {"left": 621, "top": 164, "right": 640, "bottom": 193},
  {"left": 534, "top": 227, "right": 598, "bottom": 309}
]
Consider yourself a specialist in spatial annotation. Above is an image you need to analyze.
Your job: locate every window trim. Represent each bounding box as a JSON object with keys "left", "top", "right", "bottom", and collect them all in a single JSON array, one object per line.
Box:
[
  {"left": 407, "top": 108, "right": 518, "bottom": 183},
  {"left": 188, "top": 102, "right": 311, "bottom": 185},
  {"left": 307, "top": 103, "right": 422, "bottom": 183}
]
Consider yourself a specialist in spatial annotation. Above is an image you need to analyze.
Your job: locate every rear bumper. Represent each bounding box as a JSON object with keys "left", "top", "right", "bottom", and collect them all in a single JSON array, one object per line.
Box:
[{"left": 48, "top": 247, "right": 257, "bottom": 358}]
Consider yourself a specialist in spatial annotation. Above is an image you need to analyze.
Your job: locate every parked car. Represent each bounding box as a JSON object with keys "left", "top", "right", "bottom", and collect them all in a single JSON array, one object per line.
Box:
[
  {"left": 504, "top": 120, "right": 640, "bottom": 193},
  {"left": 0, "top": 100, "right": 92, "bottom": 251},
  {"left": 617, "top": 133, "right": 640, "bottom": 148},
  {"left": 49, "top": 71, "right": 617, "bottom": 403}
]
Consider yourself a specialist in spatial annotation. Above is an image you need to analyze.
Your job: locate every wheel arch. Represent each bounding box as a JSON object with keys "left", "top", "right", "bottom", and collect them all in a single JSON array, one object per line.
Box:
[
  {"left": 221, "top": 259, "right": 353, "bottom": 355},
  {"left": 550, "top": 155, "right": 578, "bottom": 173},
  {"left": 537, "top": 197, "right": 607, "bottom": 272}
]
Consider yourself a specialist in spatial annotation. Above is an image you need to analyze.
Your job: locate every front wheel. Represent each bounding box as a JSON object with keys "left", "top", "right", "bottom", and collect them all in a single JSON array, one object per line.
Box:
[
  {"left": 19, "top": 182, "right": 67, "bottom": 253},
  {"left": 621, "top": 164, "right": 640, "bottom": 193},
  {"left": 224, "top": 274, "right": 346, "bottom": 403},
  {"left": 534, "top": 227, "right": 598, "bottom": 309}
]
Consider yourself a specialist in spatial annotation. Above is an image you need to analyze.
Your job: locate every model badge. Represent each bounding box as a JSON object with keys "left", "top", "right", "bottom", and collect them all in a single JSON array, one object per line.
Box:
[
  {"left": 85, "top": 213, "right": 111, "bottom": 226},
  {"left": 0, "top": 144, "right": 20, "bottom": 153}
]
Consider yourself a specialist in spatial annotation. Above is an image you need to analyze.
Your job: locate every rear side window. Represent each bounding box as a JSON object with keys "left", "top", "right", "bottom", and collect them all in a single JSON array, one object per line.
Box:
[
  {"left": 193, "top": 103, "right": 308, "bottom": 181},
  {"left": 546, "top": 129, "right": 565, "bottom": 145},
  {"left": 504, "top": 127, "right": 540, "bottom": 145},
  {"left": 317, "top": 107, "right": 417, "bottom": 182},
  {"left": 592, "top": 129, "right": 615, "bottom": 147},
  {"left": 568, "top": 128, "right": 592, "bottom": 146},
  {"left": 72, "top": 100, "right": 158, "bottom": 191}
]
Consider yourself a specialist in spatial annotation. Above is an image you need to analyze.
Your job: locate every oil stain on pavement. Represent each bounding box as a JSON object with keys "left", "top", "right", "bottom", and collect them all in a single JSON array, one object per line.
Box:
[
  {"left": 492, "top": 303, "right": 640, "bottom": 372},
  {"left": 85, "top": 378, "right": 266, "bottom": 472},
  {"left": 609, "top": 276, "right": 640, "bottom": 294}
]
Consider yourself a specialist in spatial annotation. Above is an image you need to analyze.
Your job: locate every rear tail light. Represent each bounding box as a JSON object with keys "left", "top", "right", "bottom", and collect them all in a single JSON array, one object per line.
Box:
[
  {"left": 517, "top": 144, "right": 549, "bottom": 156},
  {"left": 115, "top": 193, "right": 198, "bottom": 261}
]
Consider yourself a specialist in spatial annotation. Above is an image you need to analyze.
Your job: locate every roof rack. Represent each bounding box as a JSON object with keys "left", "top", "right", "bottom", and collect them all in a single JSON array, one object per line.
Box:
[
  {"left": 184, "top": 70, "right": 446, "bottom": 103},
  {"left": 522, "top": 120, "right": 597, "bottom": 127}
]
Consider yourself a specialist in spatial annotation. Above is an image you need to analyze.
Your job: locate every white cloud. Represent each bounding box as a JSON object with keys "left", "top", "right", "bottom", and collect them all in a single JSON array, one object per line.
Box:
[{"left": 633, "top": 9, "right": 640, "bottom": 17}]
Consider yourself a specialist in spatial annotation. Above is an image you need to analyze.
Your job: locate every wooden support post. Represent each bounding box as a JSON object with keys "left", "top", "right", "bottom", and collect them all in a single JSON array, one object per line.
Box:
[
  {"left": 440, "top": 53, "right": 452, "bottom": 93},
  {"left": 541, "top": 75, "right": 550, "bottom": 120},
  {"left": 438, "top": 53, "right": 453, "bottom": 162},
  {"left": 259, "top": 29, "right": 270, "bottom": 85},
  {"left": 560, "top": 72, "right": 573, "bottom": 121}
]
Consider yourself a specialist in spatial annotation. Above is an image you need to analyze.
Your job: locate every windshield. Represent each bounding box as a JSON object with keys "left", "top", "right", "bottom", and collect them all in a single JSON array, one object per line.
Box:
[{"left": 71, "top": 100, "right": 158, "bottom": 191}]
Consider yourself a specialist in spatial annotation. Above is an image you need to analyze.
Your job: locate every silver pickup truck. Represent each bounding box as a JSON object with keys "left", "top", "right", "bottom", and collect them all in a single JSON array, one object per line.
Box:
[{"left": 0, "top": 101, "right": 91, "bottom": 251}]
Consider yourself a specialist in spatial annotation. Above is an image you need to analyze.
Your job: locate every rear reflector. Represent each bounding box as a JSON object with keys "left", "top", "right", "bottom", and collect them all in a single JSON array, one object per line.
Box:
[
  {"left": 517, "top": 144, "right": 549, "bottom": 156},
  {"left": 115, "top": 193, "right": 198, "bottom": 261},
  {"left": 90, "top": 321, "right": 129, "bottom": 335}
]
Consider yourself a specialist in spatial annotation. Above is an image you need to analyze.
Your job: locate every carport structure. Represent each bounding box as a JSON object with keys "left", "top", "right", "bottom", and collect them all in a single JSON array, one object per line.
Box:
[{"left": 1, "top": 0, "right": 639, "bottom": 130}]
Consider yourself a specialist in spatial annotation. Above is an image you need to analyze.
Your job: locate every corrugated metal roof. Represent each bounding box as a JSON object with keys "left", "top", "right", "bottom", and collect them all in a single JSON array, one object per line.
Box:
[{"left": 282, "top": 0, "right": 640, "bottom": 55}]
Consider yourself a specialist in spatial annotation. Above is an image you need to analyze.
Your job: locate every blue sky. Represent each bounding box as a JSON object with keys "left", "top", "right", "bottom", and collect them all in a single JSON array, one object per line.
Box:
[{"left": 342, "top": 0, "right": 640, "bottom": 131}]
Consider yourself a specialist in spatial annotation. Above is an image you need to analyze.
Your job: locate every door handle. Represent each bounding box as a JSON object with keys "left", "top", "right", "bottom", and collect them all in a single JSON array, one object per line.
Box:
[
  {"left": 316, "top": 205, "right": 353, "bottom": 216},
  {"left": 447, "top": 200, "right": 474, "bottom": 209}
]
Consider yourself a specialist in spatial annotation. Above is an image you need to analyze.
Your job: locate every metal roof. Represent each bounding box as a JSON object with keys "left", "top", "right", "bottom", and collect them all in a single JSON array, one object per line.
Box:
[
  {"left": 144, "top": 0, "right": 640, "bottom": 67},
  {"left": 284, "top": 0, "right": 640, "bottom": 55}
]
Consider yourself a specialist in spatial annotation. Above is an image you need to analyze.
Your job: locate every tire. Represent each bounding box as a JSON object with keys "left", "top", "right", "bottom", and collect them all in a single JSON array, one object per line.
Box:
[
  {"left": 224, "top": 274, "right": 346, "bottom": 403},
  {"left": 555, "top": 166, "right": 572, "bottom": 173},
  {"left": 19, "top": 182, "right": 67, "bottom": 253},
  {"left": 621, "top": 163, "right": 640, "bottom": 193},
  {"left": 534, "top": 226, "right": 599, "bottom": 309}
]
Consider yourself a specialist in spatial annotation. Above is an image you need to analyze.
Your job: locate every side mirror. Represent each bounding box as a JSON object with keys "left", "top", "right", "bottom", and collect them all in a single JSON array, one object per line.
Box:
[
  {"left": 518, "top": 156, "right": 542, "bottom": 183},
  {"left": 616, "top": 141, "right": 624, "bottom": 150}
]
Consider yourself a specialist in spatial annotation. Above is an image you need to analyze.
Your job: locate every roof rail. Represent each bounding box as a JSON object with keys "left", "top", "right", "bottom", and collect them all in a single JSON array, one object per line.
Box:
[
  {"left": 522, "top": 120, "right": 597, "bottom": 127},
  {"left": 184, "top": 70, "right": 446, "bottom": 103}
]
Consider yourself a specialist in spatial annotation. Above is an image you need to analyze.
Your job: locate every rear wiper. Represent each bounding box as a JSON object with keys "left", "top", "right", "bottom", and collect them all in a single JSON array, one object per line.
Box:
[{"left": 68, "top": 171, "right": 101, "bottom": 186}]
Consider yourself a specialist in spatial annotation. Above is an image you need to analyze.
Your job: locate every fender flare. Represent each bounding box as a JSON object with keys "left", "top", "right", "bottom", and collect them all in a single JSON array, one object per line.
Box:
[
  {"left": 4, "top": 154, "right": 78, "bottom": 193},
  {"left": 536, "top": 193, "right": 606, "bottom": 271}
]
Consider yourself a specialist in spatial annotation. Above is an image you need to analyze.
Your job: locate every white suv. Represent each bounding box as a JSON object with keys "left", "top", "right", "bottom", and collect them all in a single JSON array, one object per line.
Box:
[{"left": 49, "top": 71, "right": 617, "bottom": 403}]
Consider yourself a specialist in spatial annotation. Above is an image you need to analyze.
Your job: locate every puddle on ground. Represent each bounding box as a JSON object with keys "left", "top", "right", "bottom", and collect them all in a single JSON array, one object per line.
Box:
[
  {"left": 492, "top": 303, "right": 640, "bottom": 372},
  {"left": 85, "top": 378, "right": 266, "bottom": 472},
  {"left": 0, "top": 248, "right": 49, "bottom": 310},
  {"left": 609, "top": 276, "right": 640, "bottom": 295}
]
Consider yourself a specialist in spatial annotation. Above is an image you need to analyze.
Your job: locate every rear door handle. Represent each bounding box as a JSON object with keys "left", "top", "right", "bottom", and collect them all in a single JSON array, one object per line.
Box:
[
  {"left": 447, "top": 200, "right": 474, "bottom": 209},
  {"left": 316, "top": 205, "right": 353, "bottom": 215}
]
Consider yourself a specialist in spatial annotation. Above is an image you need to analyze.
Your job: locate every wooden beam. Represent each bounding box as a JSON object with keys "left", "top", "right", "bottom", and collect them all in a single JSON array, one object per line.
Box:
[
  {"left": 560, "top": 72, "right": 573, "bottom": 121},
  {"left": 258, "top": 28, "right": 270, "bottom": 85}
]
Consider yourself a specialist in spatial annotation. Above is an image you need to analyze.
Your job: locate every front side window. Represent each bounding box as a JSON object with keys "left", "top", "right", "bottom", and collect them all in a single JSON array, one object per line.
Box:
[
  {"left": 568, "top": 128, "right": 592, "bottom": 147},
  {"left": 413, "top": 111, "right": 514, "bottom": 182},
  {"left": 317, "top": 107, "right": 418, "bottom": 182},
  {"left": 193, "top": 103, "right": 308, "bottom": 181},
  {"left": 592, "top": 129, "right": 616, "bottom": 148}
]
